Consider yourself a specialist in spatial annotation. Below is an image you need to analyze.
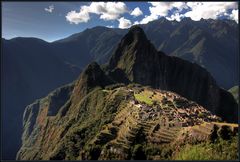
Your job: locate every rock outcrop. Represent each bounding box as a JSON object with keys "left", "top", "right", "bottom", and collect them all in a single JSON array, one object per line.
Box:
[
  {"left": 17, "top": 26, "right": 238, "bottom": 160},
  {"left": 106, "top": 26, "right": 238, "bottom": 123}
]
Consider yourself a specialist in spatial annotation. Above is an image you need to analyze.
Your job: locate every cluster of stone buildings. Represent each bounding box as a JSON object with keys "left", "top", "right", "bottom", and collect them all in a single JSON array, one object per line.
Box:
[{"left": 128, "top": 88, "right": 221, "bottom": 128}]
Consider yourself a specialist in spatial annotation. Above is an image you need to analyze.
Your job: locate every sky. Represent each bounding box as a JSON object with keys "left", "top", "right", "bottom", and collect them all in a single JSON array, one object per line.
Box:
[{"left": 2, "top": 1, "right": 239, "bottom": 42}]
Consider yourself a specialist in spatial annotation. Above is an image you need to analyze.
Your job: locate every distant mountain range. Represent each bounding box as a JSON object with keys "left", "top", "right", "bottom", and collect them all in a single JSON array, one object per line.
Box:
[
  {"left": 16, "top": 26, "right": 238, "bottom": 160},
  {"left": 2, "top": 17, "right": 238, "bottom": 159},
  {"left": 53, "top": 17, "right": 238, "bottom": 89}
]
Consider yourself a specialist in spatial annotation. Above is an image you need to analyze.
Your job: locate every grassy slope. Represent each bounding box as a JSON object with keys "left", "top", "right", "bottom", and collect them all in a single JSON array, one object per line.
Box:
[
  {"left": 174, "top": 136, "right": 238, "bottom": 160},
  {"left": 134, "top": 90, "right": 153, "bottom": 105},
  {"left": 49, "top": 87, "right": 128, "bottom": 160},
  {"left": 53, "top": 88, "right": 237, "bottom": 160},
  {"left": 20, "top": 84, "right": 238, "bottom": 160}
]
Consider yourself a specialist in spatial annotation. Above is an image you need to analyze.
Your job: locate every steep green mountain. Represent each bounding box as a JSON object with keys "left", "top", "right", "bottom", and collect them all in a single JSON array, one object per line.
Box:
[
  {"left": 2, "top": 28, "right": 125, "bottom": 159},
  {"left": 106, "top": 26, "right": 237, "bottom": 123},
  {"left": 17, "top": 26, "right": 238, "bottom": 160},
  {"left": 52, "top": 18, "right": 238, "bottom": 89},
  {"left": 2, "top": 38, "right": 80, "bottom": 159},
  {"left": 229, "top": 86, "right": 239, "bottom": 103},
  {"left": 2, "top": 18, "right": 238, "bottom": 159}
]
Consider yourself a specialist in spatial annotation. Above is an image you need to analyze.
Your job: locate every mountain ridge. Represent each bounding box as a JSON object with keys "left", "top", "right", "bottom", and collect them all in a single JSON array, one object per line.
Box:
[
  {"left": 16, "top": 26, "right": 238, "bottom": 160},
  {"left": 3, "top": 17, "right": 237, "bottom": 88},
  {"left": 2, "top": 18, "right": 238, "bottom": 159},
  {"left": 106, "top": 25, "right": 237, "bottom": 122}
]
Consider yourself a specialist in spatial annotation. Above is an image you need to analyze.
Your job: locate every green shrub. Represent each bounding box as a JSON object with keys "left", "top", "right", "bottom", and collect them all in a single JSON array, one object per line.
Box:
[
  {"left": 209, "top": 124, "right": 218, "bottom": 142},
  {"left": 86, "top": 145, "right": 102, "bottom": 160},
  {"left": 217, "top": 126, "right": 233, "bottom": 140},
  {"left": 145, "top": 146, "right": 160, "bottom": 156},
  {"left": 131, "top": 144, "right": 146, "bottom": 160},
  {"left": 198, "top": 112, "right": 204, "bottom": 118},
  {"left": 174, "top": 136, "right": 238, "bottom": 160}
]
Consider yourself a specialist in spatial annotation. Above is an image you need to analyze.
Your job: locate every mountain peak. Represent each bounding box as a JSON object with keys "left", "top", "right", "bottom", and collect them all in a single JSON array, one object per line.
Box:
[
  {"left": 107, "top": 26, "right": 156, "bottom": 73},
  {"left": 71, "top": 62, "right": 112, "bottom": 102},
  {"left": 158, "top": 16, "right": 168, "bottom": 22},
  {"left": 106, "top": 27, "right": 237, "bottom": 123},
  {"left": 129, "top": 25, "right": 144, "bottom": 33},
  {"left": 181, "top": 17, "right": 192, "bottom": 22},
  {"left": 84, "top": 61, "right": 101, "bottom": 73},
  {"left": 107, "top": 26, "right": 158, "bottom": 83},
  {"left": 78, "top": 62, "right": 111, "bottom": 88},
  {"left": 126, "top": 25, "right": 148, "bottom": 43}
]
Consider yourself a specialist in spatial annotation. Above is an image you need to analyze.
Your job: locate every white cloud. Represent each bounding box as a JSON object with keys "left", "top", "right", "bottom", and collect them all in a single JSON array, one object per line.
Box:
[
  {"left": 131, "top": 7, "right": 143, "bottom": 17},
  {"left": 66, "top": 9, "right": 90, "bottom": 24},
  {"left": 148, "top": 2, "right": 188, "bottom": 17},
  {"left": 184, "top": 2, "right": 238, "bottom": 21},
  {"left": 166, "top": 13, "right": 184, "bottom": 22},
  {"left": 66, "top": 2, "right": 238, "bottom": 25},
  {"left": 45, "top": 5, "right": 54, "bottom": 13},
  {"left": 229, "top": 9, "right": 238, "bottom": 23},
  {"left": 137, "top": 2, "right": 188, "bottom": 24},
  {"left": 137, "top": 2, "right": 238, "bottom": 24},
  {"left": 106, "top": 25, "right": 115, "bottom": 28},
  {"left": 133, "top": 21, "right": 140, "bottom": 25},
  {"left": 118, "top": 17, "right": 132, "bottom": 29},
  {"left": 139, "top": 14, "right": 159, "bottom": 24},
  {"left": 66, "top": 2, "right": 128, "bottom": 24}
]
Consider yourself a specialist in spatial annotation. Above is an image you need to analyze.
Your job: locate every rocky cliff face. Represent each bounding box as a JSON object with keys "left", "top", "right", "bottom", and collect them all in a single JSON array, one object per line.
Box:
[
  {"left": 4, "top": 18, "right": 238, "bottom": 160},
  {"left": 107, "top": 26, "right": 237, "bottom": 122},
  {"left": 17, "top": 26, "right": 238, "bottom": 160},
  {"left": 54, "top": 18, "right": 238, "bottom": 89},
  {"left": 2, "top": 38, "right": 80, "bottom": 159},
  {"left": 17, "top": 83, "right": 75, "bottom": 160},
  {"left": 16, "top": 63, "right": 118, "bottom": 160}
]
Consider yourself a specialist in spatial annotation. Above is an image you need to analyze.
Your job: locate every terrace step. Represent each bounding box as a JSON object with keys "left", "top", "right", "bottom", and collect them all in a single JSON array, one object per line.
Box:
[
  {"left": 151, "top": 133, "right": 174, "bottom": 141},
  {"left": 147, "top": 127, "right": 181, "bottom": 144},
  {"left": 148, "top": 136, "right": 172, "bottom": 143},
  {"left": 197, "top": 125, "right": 213, "bottom": 132},
  {"left": 192, "top": 127, "right": 212, "bottom": 135},
  {"left": 157, "top": 128, "right": 180, "bottom": 134},
  {"left": 154, "top": 131, "right": 176, "bottom": 138}
]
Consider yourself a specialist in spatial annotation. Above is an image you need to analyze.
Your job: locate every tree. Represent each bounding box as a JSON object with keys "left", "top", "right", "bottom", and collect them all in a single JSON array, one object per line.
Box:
[
  {"left": 217, "top": 126, "right": 233, "bottom": 140},
  {"left": 132, "top": 144, "right": 146, "bottom": 160}
]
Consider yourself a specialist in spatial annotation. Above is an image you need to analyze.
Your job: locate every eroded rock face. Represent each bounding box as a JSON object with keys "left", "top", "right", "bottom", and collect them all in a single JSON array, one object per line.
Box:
[
  {"left": 16, "top": 84, "right": 74, "bottom": 160},
  {"left": 17, "top": 26, "right": 238, "bottom": 160},
  {"left": 107, "top": 26, "right": 237, "bottom": 122},
  {"left": 22, "top": 101, "right": 40, "bottom": 142}
]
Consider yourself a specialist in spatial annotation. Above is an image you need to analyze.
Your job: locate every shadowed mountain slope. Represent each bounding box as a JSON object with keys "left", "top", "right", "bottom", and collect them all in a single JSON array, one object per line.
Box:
[
  {"left": 2, "top": 18, "right": 238, "bottom": 159},
  {"left": 17, "top": 26, "right": 238, "bottom": 160},
  {"left": 106, "top": 26, "right": 237, "bottom": 123},
  {"left": 52, "top": 18, "right": 238, "bottom": 89},
  {"left": 2, "top": 38, "right": 80, "bottom": 159}
]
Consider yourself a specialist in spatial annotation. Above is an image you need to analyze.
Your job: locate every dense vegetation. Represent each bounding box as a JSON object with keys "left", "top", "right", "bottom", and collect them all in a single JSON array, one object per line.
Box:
[
  {"left": 174, "top": 136, "right": 238, "bottom": 160},
  {"left": 3, "top": 18, "right": 238, "bottom": 159},
  {"left": 18, "top": 84, "right": 239, "bottom": 160},
  {"left": 16, "top": 26, "right": 238, "bottom": 161}
]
